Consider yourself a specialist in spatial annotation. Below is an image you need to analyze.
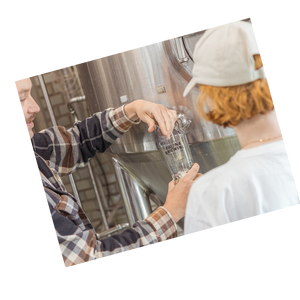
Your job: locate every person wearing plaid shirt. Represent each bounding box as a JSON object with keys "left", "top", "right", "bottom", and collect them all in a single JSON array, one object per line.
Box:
[{"left": 16, "top": 78, "right": 201, "bottom": 267}]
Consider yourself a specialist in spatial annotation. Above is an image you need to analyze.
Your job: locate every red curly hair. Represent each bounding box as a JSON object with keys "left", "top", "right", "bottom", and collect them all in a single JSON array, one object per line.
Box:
[{"left": 196, "top": 55, "right": 274, "bottom": 128}]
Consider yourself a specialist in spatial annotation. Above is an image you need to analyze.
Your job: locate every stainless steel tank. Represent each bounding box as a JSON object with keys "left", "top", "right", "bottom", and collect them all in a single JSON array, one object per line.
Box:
[{"left": 76, "top": 30, "right": 241, "bottom": 222}]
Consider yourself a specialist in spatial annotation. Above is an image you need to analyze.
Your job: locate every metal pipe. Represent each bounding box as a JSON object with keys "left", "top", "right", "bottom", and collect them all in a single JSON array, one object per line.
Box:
[
  {"left": 112, "top": 157, "right": 152, "bottom": 226},
  {"left": 68, "top": 96, "right": 86, "bottom": 110},
  {"left": 174, "top": 37, "right": 189, "bottom": 66},
  {"left": 73, "top": 66, "right": 85, "bottom": 97},
  {"left": 95, "top": 176, "right": 109, "bottom": 211},
  {"left": 66, "top": 94, "right": 110, "bottom": 231},
  {"left": 68, "top": 96, "right": 86, "bottom": 122},
  {"left": 149, "top": 193, "right": 163, "bottom": 208},
  {"left": 87, "top": 163, "right": 109, "bottom": 230},
  {"left": 68, "top": 173, "right": 81, "bottom": 206},
  {"left": 37, "top": 74, "right": 82, "bottom": 207},
  {"left": 97, "top": 198, "right": 123, "bottom": 233},
  {"left": 97, "top": 223, "right": 129, "bottom": 239}
]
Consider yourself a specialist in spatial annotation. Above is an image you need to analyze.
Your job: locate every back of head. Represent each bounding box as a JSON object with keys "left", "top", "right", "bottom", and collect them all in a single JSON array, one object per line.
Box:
[{"left": 198, "top": 55, "right": 273, "bottom": 128}]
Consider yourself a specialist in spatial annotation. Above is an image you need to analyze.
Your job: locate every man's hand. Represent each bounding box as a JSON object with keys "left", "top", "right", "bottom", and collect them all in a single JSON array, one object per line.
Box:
[
  {"left": 163, "top": 164, "right": 202, "bottom": 223},
  {"left": 124, "top": 100, "right": 177, "bottom": 139}
]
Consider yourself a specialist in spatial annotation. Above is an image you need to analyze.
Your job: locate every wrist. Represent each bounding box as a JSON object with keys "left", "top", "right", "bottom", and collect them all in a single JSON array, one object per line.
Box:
[
  {"left": 123, "top": 100, "right": 141, "bottom": 121},
  {"left": 162, "top": 203, "right": 181, "bottom": 223}
]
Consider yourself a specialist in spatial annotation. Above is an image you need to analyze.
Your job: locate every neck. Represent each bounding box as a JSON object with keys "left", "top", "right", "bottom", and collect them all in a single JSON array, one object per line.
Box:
[{"left": 233, "top": 110, "right": 283, "bottom": 149}]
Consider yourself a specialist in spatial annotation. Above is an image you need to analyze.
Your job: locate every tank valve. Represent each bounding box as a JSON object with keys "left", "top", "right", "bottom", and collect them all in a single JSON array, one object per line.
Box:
[{"left": 174, "top": 114, "right": 192, "bottom": 134}]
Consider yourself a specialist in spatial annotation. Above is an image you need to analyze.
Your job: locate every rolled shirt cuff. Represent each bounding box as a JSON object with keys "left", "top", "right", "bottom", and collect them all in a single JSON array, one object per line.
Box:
[{"left": 121, "top": 104, "right": 141, "bottom": 125}]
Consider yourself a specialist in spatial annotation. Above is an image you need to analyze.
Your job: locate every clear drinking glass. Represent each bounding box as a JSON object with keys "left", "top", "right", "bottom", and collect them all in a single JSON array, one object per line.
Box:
[{"left": 158, "top": 133, "right": 194, "bottom": 184}]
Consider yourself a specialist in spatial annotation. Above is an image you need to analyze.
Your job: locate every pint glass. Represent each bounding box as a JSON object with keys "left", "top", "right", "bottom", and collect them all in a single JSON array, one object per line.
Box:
[{"left": 158, "top": 133, "right": 194, "bottom": 184}]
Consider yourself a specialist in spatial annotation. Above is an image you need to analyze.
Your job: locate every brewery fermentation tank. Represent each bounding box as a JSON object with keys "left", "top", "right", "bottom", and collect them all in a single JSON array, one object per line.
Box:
[{"left": 76, "top": 30, "right": 241, "bottom": 224}]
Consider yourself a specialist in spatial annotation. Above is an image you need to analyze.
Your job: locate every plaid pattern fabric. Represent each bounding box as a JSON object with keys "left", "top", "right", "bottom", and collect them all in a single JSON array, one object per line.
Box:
[{"left": 32, "top": 106, "right": 177, "bottom": 267}]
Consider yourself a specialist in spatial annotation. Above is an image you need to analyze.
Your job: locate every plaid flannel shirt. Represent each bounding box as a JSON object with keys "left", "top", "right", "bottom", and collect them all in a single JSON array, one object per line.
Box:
[{"left": 31, "top": 106, "right": 177, "bottom": 267}]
